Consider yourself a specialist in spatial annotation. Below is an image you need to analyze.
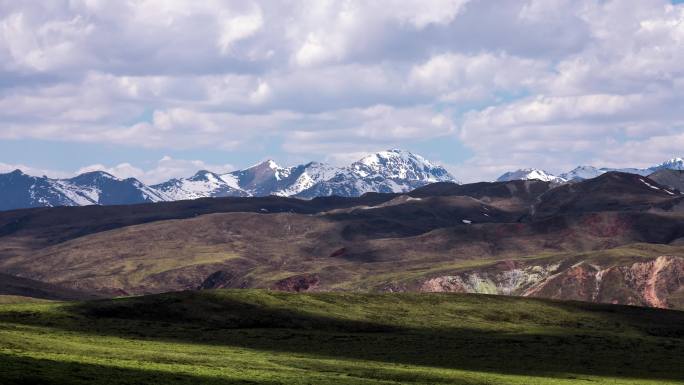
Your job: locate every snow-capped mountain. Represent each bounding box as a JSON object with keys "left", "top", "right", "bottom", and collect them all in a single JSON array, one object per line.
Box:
[
  {"left": 0, "top": 170, "right": 167, "bottom": 211},
  {"left": 652, "top": 158, "right": 684, "bottom": 172},
  {"left": 152, "top": 160, "right": 340, "bottom": 199},
  {"left": 559, "top": 166, "right": 606, "bottom": 181},
  {"left": 272, "top": 162, "right": 340, "bottom": 196},
  {"left": 8, "top": 153, "right": 684, "bottom": 212},
  {"left": 296, "top": 150, "right": 456, "bottom": 198},
  {"left": 0, "top": 170, "right": 78, "bottom": 210},
  {"left": 352, "top": 150, "right": 453, "bottom": 182},
  {"left": 496, "top": 169, "right": 565, "bottom": 183},
  {"left": 0, "top": 149, "right": 457, "bottom": 211},
  {"left": 64, "top": 171, "right": 169, "bottom": 205},
  {"left": 228, "top": 160, "right": 339, "bottom": 197},
  {"left": 498, "top": 157, "right": 684, "bottom": 183},
  {"left": 152, "top": 150, "right": 456, "bottom": 200},
  {"left": 152, "top": 170, "right": 247, "bottom": 200}
]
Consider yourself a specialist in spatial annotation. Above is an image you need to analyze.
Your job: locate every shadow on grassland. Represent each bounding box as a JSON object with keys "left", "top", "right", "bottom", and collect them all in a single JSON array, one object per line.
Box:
[
  {"left": 1, "top": 290, "right": 683, "bottom": 383},
  {"left": 0, "top": 353, "right": 281, "bottom": 385}
]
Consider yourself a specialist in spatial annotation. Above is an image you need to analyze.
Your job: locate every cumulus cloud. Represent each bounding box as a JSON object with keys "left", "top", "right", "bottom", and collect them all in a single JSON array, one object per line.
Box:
[
  {"left": 409, "top": 52, "right": 549, "bottom": 102},
  {"left": 0, "top": 0, "right": 682, "bottom": 182},
  {"left": 281, "top": 104, "right": 456, "bottom": 159},
  {"left": 451, "top": 1, "right": 684, "bottom": 181}
]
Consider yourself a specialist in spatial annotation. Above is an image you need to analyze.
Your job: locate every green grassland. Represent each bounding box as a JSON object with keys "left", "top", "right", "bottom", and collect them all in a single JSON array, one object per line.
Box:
[{"left": 0, "top": 290, "right": 683, "bottom": 384}]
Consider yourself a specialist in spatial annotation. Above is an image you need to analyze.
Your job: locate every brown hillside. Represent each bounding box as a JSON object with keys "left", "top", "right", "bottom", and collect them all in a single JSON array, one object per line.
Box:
[{"left": 1, "top": 173, "right": 683, "bottom": 308}]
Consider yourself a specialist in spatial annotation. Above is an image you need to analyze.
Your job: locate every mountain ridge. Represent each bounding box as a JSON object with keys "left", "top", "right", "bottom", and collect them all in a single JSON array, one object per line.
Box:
[
  {"left": 5, "top": 152, "right": 684, "bottom": 212},
  {"left": 0, "top": 149, "right": 456, "bottom": 211},
  {"left": 0, "top": 169, "right": 168, "bottom": 211},
  {"left": 154, "top": 149, "right": 457, "bottom": 200},
  {"left": 1, "top": 170, "right": 683, "bottom": 309},
  {"left": 497, "top": 157, "right": 684, "bottom": 184}
]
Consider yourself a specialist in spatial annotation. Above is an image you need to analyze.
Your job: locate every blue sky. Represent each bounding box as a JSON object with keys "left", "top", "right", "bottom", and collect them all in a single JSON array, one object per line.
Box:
[{"left": 0, "top": 0, "right": 682, "bottom": 183}]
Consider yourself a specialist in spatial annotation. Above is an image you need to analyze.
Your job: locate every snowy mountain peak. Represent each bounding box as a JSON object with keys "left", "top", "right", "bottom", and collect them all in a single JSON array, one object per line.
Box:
[
  {"left": 189, "top": 170, "right": 222, "bottom": 181},
  {"left": 655, "top": 158, "right": 684, "bottom": 171},
  {"left": 8, "top": 153, "right": 684, "bottom": 211},
  {"left": 270, "top": 162, "right": 341, "bottom": 197},
  {"left": 497, "top": 168, "right": 564, "bottom": 183},
  {"left": 247, "top": 159, "right": 280, "bottom": 171},
  {"left": 152, "top": 169, "right": 245, "bottom": 201},
  {"left": 352, "top": 149, "right": 452, "bottom": 182},
  {"left": 296, "top": 150, "right": 457, "bottom": 198},
  {"left": 358, "top": 149, "right": 431, "bottom": 167},
  {"left": 559, "top": 166, "right": 605, "bottom": 181},
  {"left": 69, "top": 170, "right": 119, "bottom": 182},
  {"left": 499, "top": 156, "right": 684, "bottom": 184},
  {"left": 192, "top": 169, "right": 212, "bottom": 177},
  {"left": 145, "top": 149, "right": 457, "bottom": 202},
  {"left": 0, "top": 168, "right": 167, "bottom": 210}
]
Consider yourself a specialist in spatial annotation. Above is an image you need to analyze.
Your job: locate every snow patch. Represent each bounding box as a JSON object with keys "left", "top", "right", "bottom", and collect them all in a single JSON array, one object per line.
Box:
[
  {"left": 640, "top": 179, "right": 662, "bottom": 191},
  {"left": 497, "top": 168, "right": 565, "bottom": 183}
]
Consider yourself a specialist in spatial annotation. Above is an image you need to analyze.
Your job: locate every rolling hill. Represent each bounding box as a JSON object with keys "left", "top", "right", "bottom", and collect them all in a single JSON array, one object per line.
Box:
[
  {"left": 0, "top": 172, "right": 683, "bottom": 309},
  {"left": 0, "top": 289, "right": 682, "bottom": 384}
]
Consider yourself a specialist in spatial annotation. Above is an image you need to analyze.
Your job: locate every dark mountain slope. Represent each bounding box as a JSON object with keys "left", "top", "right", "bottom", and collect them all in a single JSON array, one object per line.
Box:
[
  {"left": 0, "top": 170, "right": 167, "bottom": 211},
  {"left": 532, "top": 172, "right": 678, "bottom": 218},
  {"left": 0, "top": 170, "right": 76, "bottom": 211},
  {"left": 410, "top": 179, "right": 552, "bottom": 212},
  {"left": 0, "top": 194, "right": 398, "bottom": 250},
  {"left": 0, "top": 272, "right": 100, "bottom": 301},
  {"left": 648, "top": 169, "right": 684, "bottom": 192}
]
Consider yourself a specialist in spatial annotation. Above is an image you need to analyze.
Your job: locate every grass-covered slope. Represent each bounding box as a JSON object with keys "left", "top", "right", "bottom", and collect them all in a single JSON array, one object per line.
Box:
[{"left": 0, "top": 290, "right": 682, "bottom": 384}]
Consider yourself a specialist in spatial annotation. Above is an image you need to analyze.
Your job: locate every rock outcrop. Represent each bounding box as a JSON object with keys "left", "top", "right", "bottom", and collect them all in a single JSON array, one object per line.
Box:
[
  {"left": 419, "top": 256, "right": 684, "bottom": 309},
  {"left": 272, "top": 274, "right": 320, "bottom": 292}
]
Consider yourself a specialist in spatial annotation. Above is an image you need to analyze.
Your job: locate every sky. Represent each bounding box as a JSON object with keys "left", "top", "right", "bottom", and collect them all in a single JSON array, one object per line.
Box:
[{"left": 0, "top": 0, "right": 683, "bottom": 183}]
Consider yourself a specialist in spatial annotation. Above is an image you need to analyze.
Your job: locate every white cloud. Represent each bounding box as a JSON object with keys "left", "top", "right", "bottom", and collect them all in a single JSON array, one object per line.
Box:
[
  {"left": 409, "top": 52, "right": 548, "bottom": 102},
  {"left": 0, "top": 0, "right": 682, "bottom": 182},
  {"left": 449, "top": 0, "right": 684, "bottom": 180},
  {"left": 217, "top": 6, "right": 263, "bottom": 55},
  {"left": 287, "top": 0, "right": 470, "bottom": 67},
  {"left": 248, "top": 79, "right": 272, "bottom": 104},
  {"left": 281, "top": 104, "right": 455, "bottom": 159}
]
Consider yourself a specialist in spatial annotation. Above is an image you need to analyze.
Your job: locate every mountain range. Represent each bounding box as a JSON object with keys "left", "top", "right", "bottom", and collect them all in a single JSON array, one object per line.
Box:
[
  {"left": 0, "top": 149, "right": 455, "bottom": 211},
  {"left": 154, "top": 149, "right": 456, "bottom": 199},
  {"left": 0, "top": 169, "right": 167, "bottom": 211},
  {"left": 1, "top": 170, "right": 682, "bottom": 310},
  {"left": 3, "top": 151, "right": 684, "bottom": 212},
  {"left": 497, "top": 157, "right": 684, "bottom": 184}
]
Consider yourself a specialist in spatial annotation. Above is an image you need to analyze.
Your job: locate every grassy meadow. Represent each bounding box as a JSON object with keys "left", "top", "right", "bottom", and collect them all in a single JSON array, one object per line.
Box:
[{"left": 0, "top": 290, "right": 682, "bottom": 384}]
